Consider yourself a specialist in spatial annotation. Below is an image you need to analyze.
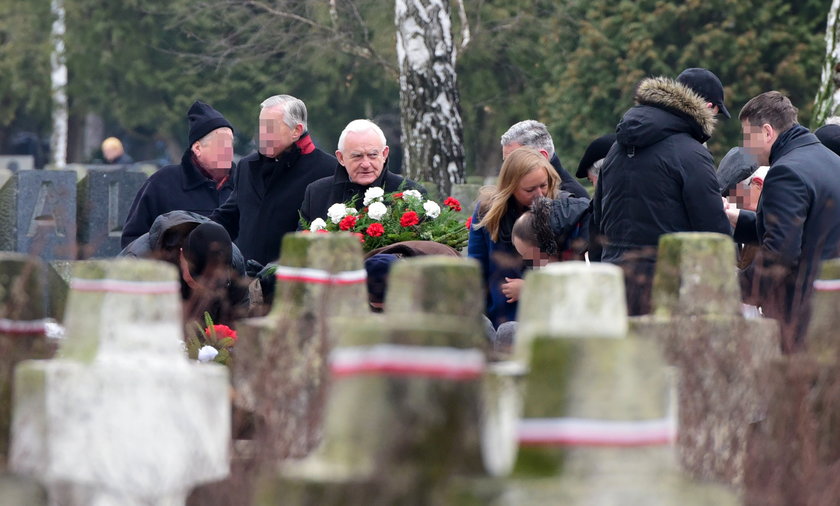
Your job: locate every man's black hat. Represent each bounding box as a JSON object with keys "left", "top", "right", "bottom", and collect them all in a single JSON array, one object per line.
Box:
[
  {"left": 187, "top": 100, "right": 233, "bottom": 146},
  {"left": 815, "top": 124, "right": 840, "bottom": 157},
  {"left": 576, "top": 133, "right": 616, "bottom": 179},
  {"left": 677, "top": 68, "right": 731, "bottom": 119}
]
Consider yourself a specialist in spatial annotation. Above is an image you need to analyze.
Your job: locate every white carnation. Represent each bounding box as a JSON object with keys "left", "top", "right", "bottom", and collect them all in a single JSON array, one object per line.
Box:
[
  {"left": 423, "top": 201, "right": 441, "bottom": 219},
  {"left": 345, "top": 207, "right": 358, "bottom": 215},
  {"left": 327, "top": 203, "right": 348, "bottom": 224},
  {"left": 368, "top": 202, "right": 388, "bottom": 220},
  {"left": 363, "top": 186, "right": 385, "bottom": 206},
  {"left": 309, "top": 218, "right": 327, "bottom": 232},
  {"left": 197, "top": 345, "right": 219, "bottom": 363},
  {"left": 403, "top": 189, "right": 423, "bottom": 201}
]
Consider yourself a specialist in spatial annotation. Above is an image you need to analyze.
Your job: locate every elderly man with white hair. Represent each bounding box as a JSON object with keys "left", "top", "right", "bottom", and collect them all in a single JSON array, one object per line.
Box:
[
  {"left": 211, "top": 94, "right": 336, "bottom": 267},
  {"left": 299, "top": 119, "right": 426, "bottom": 223}
]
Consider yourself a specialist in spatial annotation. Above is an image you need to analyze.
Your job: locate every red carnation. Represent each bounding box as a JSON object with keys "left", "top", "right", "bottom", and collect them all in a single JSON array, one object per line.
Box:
[
  {"left": 206, "top": 324, "right": 237, "bottom": 341},
  {"left": 366, "top": 223, "right": 385, "bottom": 237},
  {"left": 444, "top": 197, "right": 462, "bottom": 212},
  {"left": 392, "top": 192, "right": 404, "bottom": 199},
  {"left": 465, "top": 216, "right": 473, "bottom": 229},
  {"left": 339, "top": 215, "right": 358, "bottom": 231},
  {"left": 316, "top": 229, "right": 329, "bottom": 234},
  {"left": 352, "top": 232, "right": 365, "bottom": 243},
  {"left": 400, "top": 211, "right": 420, "bottom": 227}
]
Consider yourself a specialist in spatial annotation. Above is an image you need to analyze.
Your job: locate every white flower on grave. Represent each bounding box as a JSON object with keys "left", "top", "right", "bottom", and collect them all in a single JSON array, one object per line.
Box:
[
  {"left": 403, "top": 189, "right": 423, "bottom": 201},
  {"left": 367, "top": 202, "right": 388, "bottom": 221},
  {"left": 327, "top": 203, "right": 348, "bottom": 224},
  {"left": 346, "top": 207, "right": 358, "bottom": 215},
  {"left": 363, "top": 186, "right": 385, "bottom": 206},
  {"left": 197, "top": 345, "right": 219, "bottom": 362},
  {"left": 423, "top": 201, "right": 441, "bottom": 219},
  {"left": 309, "top": 218, "right": 327, "bottom": 232}
]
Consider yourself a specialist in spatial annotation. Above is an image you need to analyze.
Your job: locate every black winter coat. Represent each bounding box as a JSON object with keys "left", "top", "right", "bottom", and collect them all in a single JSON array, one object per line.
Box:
[
  {"left": 734, "top": 125, "right": 840, "bottom": 350},
  {"left": 299, "top": 161, "right": 426, "bottom": 223},
  {"left": 121, "top": 151, "right": 234, "bottom": 248},
  {"left": 592, "top": 76, "right": 731, "bottom": 263},
  {"left": 211, "top": 135, "right": 336, "bottom": 266},
  {"left": 550, "top": 154, "right": 589, "bottom": 199}
]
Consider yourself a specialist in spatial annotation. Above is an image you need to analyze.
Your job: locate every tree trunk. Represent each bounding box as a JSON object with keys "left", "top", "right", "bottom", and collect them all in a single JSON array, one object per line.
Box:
[
  {"left": 814, "top": 0, "right": 840, "bottom": 126},
  {"left": 395, "top": 0, "right": 465, "bottom": 196},
  {"left": 50, "top": 0, "right": 68, "bottom": 169}
]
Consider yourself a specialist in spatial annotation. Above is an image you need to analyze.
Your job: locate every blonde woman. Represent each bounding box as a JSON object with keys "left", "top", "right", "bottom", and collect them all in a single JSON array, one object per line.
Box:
[{"left": 468, "top": 147, "right": 559, "bottom": 327}]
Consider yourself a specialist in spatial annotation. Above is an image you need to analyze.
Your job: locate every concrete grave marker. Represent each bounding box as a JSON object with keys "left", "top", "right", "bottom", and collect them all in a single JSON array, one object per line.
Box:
[
  {"left": 10, "top": 258, "right": 230, "bottom": 505},
  {"left": 76, "top": 166, "right": 147, "bottom": 258},
  {"left": 0, "top": 170, "right": 77, "bottom": 260},
  {"left": 0, "top": 156, "right": 34, "bottom": 173}
]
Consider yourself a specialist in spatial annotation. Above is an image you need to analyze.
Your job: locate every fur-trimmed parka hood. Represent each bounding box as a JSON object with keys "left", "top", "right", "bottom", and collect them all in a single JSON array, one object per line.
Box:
[{"left": 616, "top": 76, "right": 717, "bottom": 148}]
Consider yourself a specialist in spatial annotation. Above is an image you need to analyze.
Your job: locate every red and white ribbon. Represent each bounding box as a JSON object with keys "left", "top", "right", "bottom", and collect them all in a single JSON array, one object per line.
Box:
[
  {"left": 70, "top": 278, "right": 180, "bottom": 295},
  {"left": 330, "top": 344, "right": 485, "bottom": 380},
  {"left": 0, "top": 318, "right": 49, "bottom": 335},
  {"left": 518, "top": 417, "right": 676, "bottom": 447},
  {"left": 274, "top": 266, "right": 367, "bottom": 285},
  {"left": 814, "top": 279, "right": 840, "bottom": 292}
]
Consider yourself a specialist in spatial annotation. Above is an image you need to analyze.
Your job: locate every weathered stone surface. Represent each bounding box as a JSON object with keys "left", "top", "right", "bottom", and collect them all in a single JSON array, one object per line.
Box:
[
  {"left": 804, "top": 258, "right": 840, "bottom": 362},
  {"left": 652, "top": 232, "right": 741, "bottom": 318},
  {"left": 661, "top": 315, "right": 780, "bottom": 485},
  {"left": 0, "top": 170, "right": 77, "bottom": 260},
  {"left": 233, "top": 232, "right": 368, "bottom": 460},
  {"left": 0, "top": 473, "right": 46, "bottom": 505},
  {"left": 0, "top": 254, "right": 62, "bottom": 467},
  {"left": 76, "top": 166, "right": 147, "bottom": 258},
  {"left": 10, "top": 258, "right": 230, "bottom": 505},
  {"left": 450, "top": 183, "right": 482, "bottom": 218}
]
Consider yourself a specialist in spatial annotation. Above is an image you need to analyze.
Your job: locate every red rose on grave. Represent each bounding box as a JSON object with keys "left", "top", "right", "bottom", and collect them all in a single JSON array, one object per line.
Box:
[
  {"left": 366, "top": 223, "right": 385, "bottom": 237},
  {"left": 392, "top": 192, "right": 404, "bottom": 199},
  {"left": 352, "top": 232, "right": 365, "bottom": 243},
  {"left": 465, "top": 216, "right": 473, "bottom": 229},
  {"left": 443, "top": 197, "right": 462, "bottom": 212},
  {"left": 400, "top": 211, "right": 420, "bottom": 227},
  {"left": 206, "top": 324, "right": 237, "bottom": 341},
  {"left": 339, "top": 215, "right": 358, "bottom": 231}
]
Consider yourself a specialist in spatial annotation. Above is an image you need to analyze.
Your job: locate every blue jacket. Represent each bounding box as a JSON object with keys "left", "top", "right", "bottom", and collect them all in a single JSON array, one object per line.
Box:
[{"left": 467, "top": 203, "right": 523, "bottom": 328}]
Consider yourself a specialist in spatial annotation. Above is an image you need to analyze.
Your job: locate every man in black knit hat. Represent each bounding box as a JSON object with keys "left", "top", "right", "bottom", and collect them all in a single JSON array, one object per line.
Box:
[{"left": 121, "top": 100, "right": 236, "bottom": 247}]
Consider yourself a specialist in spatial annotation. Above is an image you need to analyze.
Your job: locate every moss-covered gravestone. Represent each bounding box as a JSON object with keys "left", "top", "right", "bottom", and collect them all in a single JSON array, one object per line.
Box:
[
  {"left": 513, "top": 261, "right": 737, "bottom": 504},
  {"left": 233, "top": 232, "right": 369, "bottom": 461},
  {"left": 10, "top": 258, "right": 230, "bottom": 506},
  {"left": 0, "top": 253, "right": 64, "bottom": 469},
  {"left": 257, "top": 256, "right": 491, "bottom": 505},
  {"left": 647, "top": 232, "right": 780, "bottom": 486}
]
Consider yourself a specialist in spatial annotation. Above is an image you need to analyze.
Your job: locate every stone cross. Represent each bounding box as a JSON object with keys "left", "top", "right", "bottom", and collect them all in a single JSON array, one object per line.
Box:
[
  {"left": 0, "top": 170, "right": 77, "bottom": 260},
  {"left": 260, "top": 255, "right": 491, "bottom": 504},
  {"left": 10, "top": 258, "right": 230, "bottom": 506},
  {"left": 513, "top": 261, "right": 738, "bottom": 504},
  {"left": 646, "top": 232, "right": 780, "bottom": 486}
]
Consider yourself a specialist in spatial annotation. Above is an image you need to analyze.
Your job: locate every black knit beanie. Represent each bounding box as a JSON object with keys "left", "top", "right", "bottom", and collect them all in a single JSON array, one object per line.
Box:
[
  {"left": 187, "top": 100, "right": 233, "bottom": 146},
  {"left": 815, "top": 124, "right": 840, "bottom": 157}
]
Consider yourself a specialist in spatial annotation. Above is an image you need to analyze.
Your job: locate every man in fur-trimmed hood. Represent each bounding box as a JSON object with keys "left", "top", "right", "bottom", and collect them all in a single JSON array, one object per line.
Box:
[{"left": 592, "top": 68, "right": 732, "bottom": 315}]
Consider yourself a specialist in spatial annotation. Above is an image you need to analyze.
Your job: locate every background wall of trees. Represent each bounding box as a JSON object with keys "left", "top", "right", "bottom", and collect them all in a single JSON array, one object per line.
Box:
[{"left": 0, "top": 0, "right": 831, "bottom": 178}]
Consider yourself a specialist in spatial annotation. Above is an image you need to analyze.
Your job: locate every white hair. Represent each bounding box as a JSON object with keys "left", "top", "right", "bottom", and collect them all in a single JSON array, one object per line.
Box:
[
  {"left": 500, "top": 120, "right": 555, "bottom": 157},
  {"left": 825, "top": 116, "right": 840, "bottom": 126},
  {"left": 197, "top": 127, "right": 232, "bottom": 147},
  {"left": 260, "top": 95, "right": 308, "bottom": 131},
  {"left": 588, "top": 157, "right": 605, "bottom": 178},
  {"left": 337, "top": 119, "right": 387, "bottom": 152}
]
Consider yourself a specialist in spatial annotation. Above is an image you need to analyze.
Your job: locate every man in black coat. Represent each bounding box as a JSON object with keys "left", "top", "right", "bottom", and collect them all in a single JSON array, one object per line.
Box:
[
  {"left": 500, "top": 120, "right": 589, "bottom": 199},
  {"left": 592, "top": 68, "right": 732, "bottom": 315},
  {"left": 729, "top": 91, "right": 840, "bottom": 352},
  {"left": 211, "top": 95, "right": 336, "bottom": 267},
  {"left": 299, "top": 119, "right": 425, "bottom": 223},
  {"left": 122, "top": 100, "right": 236, "bottom": 248}
]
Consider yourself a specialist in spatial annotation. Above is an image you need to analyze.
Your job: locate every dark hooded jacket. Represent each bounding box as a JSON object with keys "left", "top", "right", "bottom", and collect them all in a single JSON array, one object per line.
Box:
[
  {"left": 299, "top": 160, "right": 426, "bottom": 223},
  {"left": 592, "top": 76, "right": 731, "bottom": 262},
  {"left": 211, "top": 134, "right": 336, "bottom": 266},
  {"left": 536, "top": 194, "right": 591, "bottom": 260},
  {"left": 733, "top": 125, "right": 840, "bottom": 351},
  {"left": 121, "top": 150, "right": 234, "bottom": 248}
]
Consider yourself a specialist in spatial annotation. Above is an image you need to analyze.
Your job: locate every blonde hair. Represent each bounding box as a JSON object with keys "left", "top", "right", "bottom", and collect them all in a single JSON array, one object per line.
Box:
[{"left": 475, "top": 147, "right": 559, "bottom": 241}]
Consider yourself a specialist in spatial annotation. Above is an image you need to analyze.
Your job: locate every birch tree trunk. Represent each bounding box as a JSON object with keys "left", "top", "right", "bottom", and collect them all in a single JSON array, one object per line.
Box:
[
  {"left": 395, "top": 0, "right": 465, "bottom": 196},
  {"left": 814, "top": 0, "right": 840, "bottom": 126},
  {"left": 50, "top": 0, "right": 68, "bottom": 169}
]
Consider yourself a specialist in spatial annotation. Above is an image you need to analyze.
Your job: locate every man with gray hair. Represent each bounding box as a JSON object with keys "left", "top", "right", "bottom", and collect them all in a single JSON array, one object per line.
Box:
[
  {"left": 211, "top": 94, "right": 335, "bottom": 266},
  {"left": 500, "top": 120, "right": 589, "bottom": 198},
  {"left": 299, "top": 118, "right": 425, "bottom": 223}
]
